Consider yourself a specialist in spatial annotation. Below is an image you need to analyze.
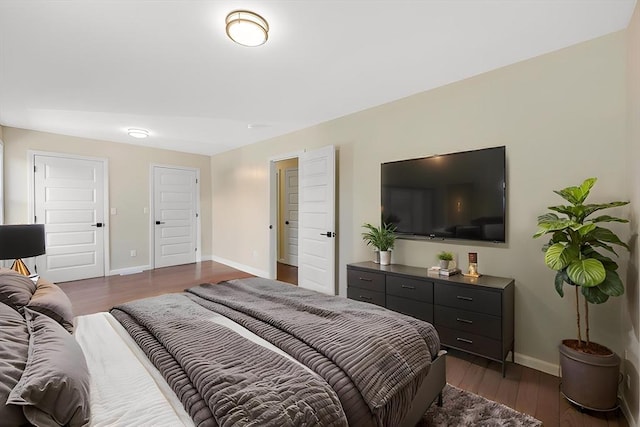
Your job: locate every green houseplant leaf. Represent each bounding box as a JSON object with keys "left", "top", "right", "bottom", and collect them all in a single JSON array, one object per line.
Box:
[
  {"left": 597, "top": 270, "right": 625, "bottom": 297},
  {"left": 581, "top": 285, "right": 610, "bottom": 304},
  {"left": 566, "top": 259, "right": 606, "bottom": 287},
  {"left": 361, "top": 222, "right": 397, "bottom": 251},
  {"left": 544, "top": 243, "right": 579, "bottom": 271}
]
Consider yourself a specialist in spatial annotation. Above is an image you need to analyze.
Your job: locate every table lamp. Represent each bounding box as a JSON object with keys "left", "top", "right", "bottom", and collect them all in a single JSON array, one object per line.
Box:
[{"left": 0, "top": 224, "right": 46, "bottom": 276}]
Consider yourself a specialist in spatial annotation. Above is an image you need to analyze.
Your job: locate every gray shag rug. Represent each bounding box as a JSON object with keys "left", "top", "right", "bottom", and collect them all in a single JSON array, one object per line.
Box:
[{"left": 420, "top": 384, "right": 543, "bottom": 427}]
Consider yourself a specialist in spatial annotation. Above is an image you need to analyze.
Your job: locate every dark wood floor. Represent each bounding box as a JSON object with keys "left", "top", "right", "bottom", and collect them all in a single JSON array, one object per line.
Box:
[
  {"left": 58, "top": 261, "right": 252, "bottom": 316},
  {"left": 277, "top": 261, "right": 298, "bottom": 285},
  {"left": 59, "top": 261, "right": 629, "bottom": 427}
]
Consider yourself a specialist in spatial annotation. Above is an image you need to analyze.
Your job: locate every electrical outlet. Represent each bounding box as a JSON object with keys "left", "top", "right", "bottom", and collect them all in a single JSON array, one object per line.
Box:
[
  {"left": 110, "top": 207, "right": 117, "bottom": 215},
  {"left": 130, "top": 250, "right": 137, "bottom": 257},
  {"left": 143, "top": 207, "right": 149, "bottom": 214}
]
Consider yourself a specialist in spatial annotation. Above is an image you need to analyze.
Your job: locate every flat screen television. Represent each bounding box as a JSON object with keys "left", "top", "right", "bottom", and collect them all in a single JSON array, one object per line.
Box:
[{"left": 381, "top": 146, "right": 506, "bottom": 243}]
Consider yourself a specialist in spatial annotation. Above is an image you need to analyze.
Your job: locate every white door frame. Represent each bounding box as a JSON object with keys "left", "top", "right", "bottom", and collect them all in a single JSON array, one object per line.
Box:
[
  {"left": 149, "top": 164, "right": 201, "bottom": 269},
  {"left": 268, "top": 150, "right": 304, "bottom": 280},
  {"left": 27, "top": 150, "right": 110, "bottom": 276}
]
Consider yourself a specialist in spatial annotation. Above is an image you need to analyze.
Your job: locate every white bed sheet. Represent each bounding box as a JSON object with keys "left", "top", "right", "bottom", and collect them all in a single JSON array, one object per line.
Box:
[
  {"left": 75, "top": 309, "right": 321, "bottom": 426},
  {"left": 75, "top": 312, "right": 195, "bottom": 427}
]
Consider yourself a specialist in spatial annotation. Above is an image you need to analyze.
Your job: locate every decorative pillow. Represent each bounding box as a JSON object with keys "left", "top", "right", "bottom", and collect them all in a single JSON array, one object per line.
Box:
[
  {"left": 0, "top": 268, "right": 36, "bottom": 310},
  {"left": 0, "top": 302, "right": 30, "bottom": 426},
  {"left": 7, "top": 308, "right": 90, "bottom": 427},
  {"left": 27, "top": 279, "right": 75, "bottom": 333}
]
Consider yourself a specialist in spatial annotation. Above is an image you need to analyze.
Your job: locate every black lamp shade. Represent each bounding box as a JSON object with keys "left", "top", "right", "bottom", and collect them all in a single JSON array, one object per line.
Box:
[{"left": 0, "top": 224, "right": 46, "bottom": 260}]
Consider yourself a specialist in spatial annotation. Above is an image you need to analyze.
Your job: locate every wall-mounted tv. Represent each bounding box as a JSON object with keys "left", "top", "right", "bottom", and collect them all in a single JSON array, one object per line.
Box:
[{"left": 381, "top": 146, "right": 506, "bottom": 243}]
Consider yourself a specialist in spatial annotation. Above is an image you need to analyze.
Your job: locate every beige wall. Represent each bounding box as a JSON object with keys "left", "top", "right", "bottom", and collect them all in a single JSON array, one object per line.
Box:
[
  {"left": 211, "top": 32, "right": 629, "bottom": 374},
  {"left": 625, "top": 2, "right": 640, "bottom": 426},
  {"left": 2, "top": 127, "right": 212, "bottom": 272}
]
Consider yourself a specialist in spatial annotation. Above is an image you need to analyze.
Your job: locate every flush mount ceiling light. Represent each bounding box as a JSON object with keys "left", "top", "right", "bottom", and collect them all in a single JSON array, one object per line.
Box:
[
  {"left": 225, "top": 10, "right": 269, "bottom": 47},
  {"left": 127, "top": 128, "right": 149, "bottom": 139}
]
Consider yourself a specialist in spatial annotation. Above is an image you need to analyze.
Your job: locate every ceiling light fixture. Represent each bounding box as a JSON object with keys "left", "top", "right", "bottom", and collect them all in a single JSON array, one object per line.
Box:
[
  {"left": 127, "top": 128, "right": 149, "bottom": 139},
  {"left": 225, "top": 10, "right": 269, "bottom": 47}
]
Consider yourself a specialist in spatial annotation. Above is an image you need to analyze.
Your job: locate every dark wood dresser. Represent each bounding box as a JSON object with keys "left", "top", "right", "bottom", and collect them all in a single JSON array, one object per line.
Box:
[{"left": 347, "top": 261, "right": 515, "bottom": 376}]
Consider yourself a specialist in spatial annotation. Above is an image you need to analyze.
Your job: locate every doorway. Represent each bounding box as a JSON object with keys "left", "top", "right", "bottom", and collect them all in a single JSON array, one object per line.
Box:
[
  {"left": 268, "top": 146, "right": 336, "bottom": 295},
  {"left": 275, "top": 158, "right": 299, "bottom": 284}
]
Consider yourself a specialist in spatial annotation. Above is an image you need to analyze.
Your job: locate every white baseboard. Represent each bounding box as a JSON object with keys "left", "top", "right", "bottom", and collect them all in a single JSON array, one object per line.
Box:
[
  {"left": 109, "top": 265, "right": 151, "bottom": 276},
  {"left": 621, "top": 396, "right": 637, "bottom": 427},
  {"left": 209, "top": 255, "right": 269, "bottom": 278},
  {"left": 199, "top": 255, "right": 213, "bottom": 262},
  {"left": 514, "top": 352, "right": 560, "bottom": 377}
]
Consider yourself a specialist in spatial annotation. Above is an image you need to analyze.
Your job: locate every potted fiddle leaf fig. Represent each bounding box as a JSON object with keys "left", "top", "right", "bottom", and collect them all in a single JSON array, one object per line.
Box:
[
  {"left": 362, "top": 222, "right": 397, "bottom": 265},
  {"left": 533, "top": 177, "right": 629, "bottom": 410}
]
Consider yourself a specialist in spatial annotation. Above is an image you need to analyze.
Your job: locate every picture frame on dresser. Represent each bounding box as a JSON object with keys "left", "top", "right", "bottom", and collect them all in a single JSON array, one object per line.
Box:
[{"left": 347, "top": 262, "right": 515, "bottom": 377}]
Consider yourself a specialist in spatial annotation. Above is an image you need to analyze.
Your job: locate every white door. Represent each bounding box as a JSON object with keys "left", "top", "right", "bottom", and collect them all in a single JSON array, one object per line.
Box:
[
  {"left": 34, "top": 155, "right": 106, "bottom": 282},
  {"left": 153, "top": 166, "right": 197, "bottom": 268},
  {"left": 298, "top": 145, "right": 336, "bottom": 295},
  {"left": 283, "top": 167, "right": 299, "bottom": 267}
]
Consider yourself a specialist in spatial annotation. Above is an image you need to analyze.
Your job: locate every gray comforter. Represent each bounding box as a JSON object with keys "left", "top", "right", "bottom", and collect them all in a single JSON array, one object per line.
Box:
[{"left": 111, "top": 277, "right": 440, "bottom": 427}]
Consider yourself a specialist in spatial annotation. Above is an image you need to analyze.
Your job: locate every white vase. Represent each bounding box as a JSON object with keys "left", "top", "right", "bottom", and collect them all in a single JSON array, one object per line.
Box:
[
  {"left": 379, "top": 251, "right": 391, "bottom": 265},
  {"left": 439, "top": 259, "right": 450, "bottom": 269}
]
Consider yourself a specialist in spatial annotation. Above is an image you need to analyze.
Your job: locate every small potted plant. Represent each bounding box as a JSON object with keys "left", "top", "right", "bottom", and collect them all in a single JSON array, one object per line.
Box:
[
  {"left": 533, "top": 177, "right": 629, "bottom": 410},
  {"left": 437, "top": 251, "right": 454, "bottom": 270},
  {"left": 361, "top": 222, "right": 397, "bottom": 265}
]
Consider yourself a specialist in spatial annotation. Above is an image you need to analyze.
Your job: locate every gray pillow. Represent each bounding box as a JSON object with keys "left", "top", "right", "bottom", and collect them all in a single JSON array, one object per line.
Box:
[
  {"left": 0, "top": 302, "right": 30, "bottom": 426},
  {"left": 7, "top": 308, "right": 90, "bottom": 427},
  {"left": 0, "top": 268, "right": 36, "bottom": 310},
  {"left": 27, "top": 279, "right": 75, "bottom": 333}
]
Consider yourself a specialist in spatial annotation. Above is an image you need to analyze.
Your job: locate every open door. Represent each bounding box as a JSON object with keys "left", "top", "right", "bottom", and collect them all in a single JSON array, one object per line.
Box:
[{"left": 297, "top": 145, "right": 336, "bottom": 295}]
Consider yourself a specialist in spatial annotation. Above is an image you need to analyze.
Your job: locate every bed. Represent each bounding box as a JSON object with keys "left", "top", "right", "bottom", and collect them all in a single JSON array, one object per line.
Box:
[{"left": 1, "top": 269, "right": 446, "bottom": 427}]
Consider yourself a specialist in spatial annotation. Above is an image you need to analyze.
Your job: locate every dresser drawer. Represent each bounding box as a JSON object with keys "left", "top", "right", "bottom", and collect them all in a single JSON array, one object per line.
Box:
[
  {"left": 436, "top": 325, "right": 502, "bottom": 361},
  {"left": 386, "top": 276, "right": 433, "bottom": 303},
  {"left": 347, "top": 287, "right": 385, "bottom": 307},
  {"left": 347, "top": 269, "right": 385, "bottom": 293},
  {"left": 435, "top": 284, "right": 501, "bottom": 315},
  {"left": 386, "top": 295, "right": 433, "bottom": 323},
  {"left": 434, "top": 305, "right": 501, "bottom": 340}
]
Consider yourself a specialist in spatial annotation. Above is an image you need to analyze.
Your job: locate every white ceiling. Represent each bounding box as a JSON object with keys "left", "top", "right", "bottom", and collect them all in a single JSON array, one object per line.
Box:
[{"left": 0, "top": 0, "right": 636, "bottom": 156}]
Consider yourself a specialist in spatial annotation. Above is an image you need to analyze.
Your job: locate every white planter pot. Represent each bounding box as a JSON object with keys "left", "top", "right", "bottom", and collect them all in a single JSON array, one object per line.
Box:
[{"left": 379, "top": 251, "right": 391, "bottom": 265}]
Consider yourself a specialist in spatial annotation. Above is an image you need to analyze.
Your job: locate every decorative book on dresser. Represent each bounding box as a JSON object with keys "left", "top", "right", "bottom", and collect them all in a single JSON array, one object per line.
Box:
[{"left": 347, "top": 261, "right": 515, "bottom": 376}]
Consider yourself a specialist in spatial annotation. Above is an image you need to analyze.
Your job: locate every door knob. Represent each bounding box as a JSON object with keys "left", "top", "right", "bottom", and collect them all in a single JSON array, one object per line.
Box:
[
  {"left": 155, "top": 221, "right": 166, "bottom": 225},
  {"left": 91, "top": 222, "right": 104, "bottom": 228}
]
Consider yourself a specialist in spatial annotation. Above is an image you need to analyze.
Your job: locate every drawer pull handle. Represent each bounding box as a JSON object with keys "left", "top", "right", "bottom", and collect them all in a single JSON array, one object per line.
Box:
[
  {"left": 401, "top": 285, "right": 415, "bottom": 290},
  {"left": 456, "top": 318, "right": 473, "bottom": 324},
  {"left": 358, "top": 277, "right": 373, "bottom": 282},
  {"left": 456, "top": 296, "right": 473, "bottom": 301},
  {"left": 456, "top": 338, "right": 473, "bottom": 344},
  {"left": 359, "top": 295, "right": 373, "bottom": 301}
]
